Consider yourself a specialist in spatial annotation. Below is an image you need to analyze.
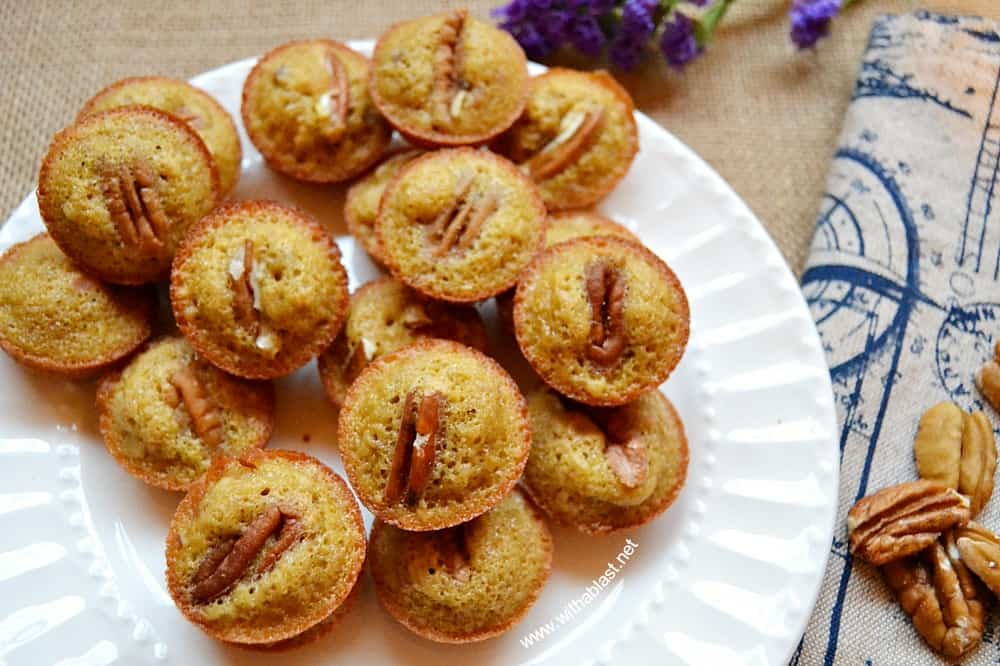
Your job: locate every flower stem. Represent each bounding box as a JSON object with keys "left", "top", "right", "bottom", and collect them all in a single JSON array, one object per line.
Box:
[{"left": 694, "top": 0, "right": 737, "bottom": 46}]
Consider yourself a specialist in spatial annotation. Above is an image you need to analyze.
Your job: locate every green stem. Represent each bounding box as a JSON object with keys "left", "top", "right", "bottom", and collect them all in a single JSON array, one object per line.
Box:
[{"left": 694, "top": 0, "right": 737, "bottom": 47}]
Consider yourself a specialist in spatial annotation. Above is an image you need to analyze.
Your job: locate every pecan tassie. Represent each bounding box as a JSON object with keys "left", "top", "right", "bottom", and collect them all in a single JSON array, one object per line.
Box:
[
  {"left": 913, "top": 402, "right": 997, "bottom": 517},
  {"left": 847, "top": 479, "right": 970, "bottom": 566},
  {"left": 882, "top": 533, "right": 985, "bottom": 659}
]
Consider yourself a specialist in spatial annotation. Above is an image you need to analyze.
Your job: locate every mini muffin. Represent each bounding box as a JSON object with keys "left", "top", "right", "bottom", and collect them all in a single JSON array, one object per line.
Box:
[
  {"left": 233, "top": 562, "right": 363, "bottom": 652},
  {"left": 0, "top": 234, "right": 153, "bottom": 377},
  {"left": 376, "top": 148, "right": 546, "bottom": 303},
  {"left": 171, "top": 200, "right": 350, "bottom": 379},
  {"left": 318, "top": 277, "right": 488, "bottom": 408},
  {"left": 515, "top": 237, "right": 689, "bottom": 406},
  {"left": 497, "top": 211, "right": 641, "bottom": 331},
  {"left": 344, "top": 149, "right": 423, "bottom": 263},
  {"left": 242, "top": 39, "right": 392, "bottom": 183},
  {"left": 523, "top": 386, "right": 688, "bottom": 534},
  {"left": 496, "top": 68, "right": 639, "bottom": 211},
  {"left": 37, "top": 107, "right": 220, "bottom": 284},
  {"left": 337, "top": 340, "right": 530, "bottom": 531},
  {"left": 78, "top": 76, "right": 243, "bottom": 195},
  {"left": 165, "top": 449, "right": 366, "bottom": 645},
  {"left": 370, "top": 9, "right": 529, "bottom": 147},
  {"left": 370, "top": 488, "right": 551, "bottom": 643},
  {"left": 97, "top": 337, "right": 274, "bottom": 491}
]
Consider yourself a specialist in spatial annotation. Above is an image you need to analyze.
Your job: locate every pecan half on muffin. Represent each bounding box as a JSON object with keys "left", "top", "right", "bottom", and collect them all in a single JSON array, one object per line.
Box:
[
  {"left": 370, "top": 9, "right": 529, "bottom": 147},
  {"left": 171, "top": 200, "right": 350, "bottom": 379},
  {"left": 37, "top": 107, "right": 221, "bottom": 284},
  {"left": 0, "top": 234, "right": 153, "bottom": 377},
  {"left": 242, "top": 39, "right": 391, "bottom": 183},
  {"left": 79, "top": 76, "right": 243, "bottom": 196},
  {"left": 337, "top": 339, "right": 530, "bottom": 531},
  {"left": 375, "top": 148, "right": 546, "bottom": 303},
  {"left": 165, "top": 450, "right": 366, "bottom": 645},
  {"left": 97, "top": 336, "right": 274, "bottom": 491},
  {"left": 344, "top": 149, "right": 423, "bottom": 263},
  {"left": 318, "top": 277, "right": 488, "bottom": 408},
  {"left": 370, "top": 488, "right": 552, "bottom": 642},
  {"left": 496, "top": 68, "right": 639, "bottom": 211},
  {"left": 523, "top": 386, "right": 688, "bottom": 534},
  {"left": 515, "top": 237, "right": 689, "bottom": 406}
]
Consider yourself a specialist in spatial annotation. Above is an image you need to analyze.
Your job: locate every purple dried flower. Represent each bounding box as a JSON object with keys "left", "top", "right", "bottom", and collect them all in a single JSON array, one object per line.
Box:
[
  {"left": 687, "top": 0, "right": 711, "bottom": 6},
  {"left": 609, "top": 0, "right": 657, "bottom": 70},
  {"left": 790, "top": 0, "right": 842, "bottom": 49},
  {"left": 660, "top": 12, "right": 702, "bottom": 69},
  {"left": 567, "top": 14, "right": 606, "bottom": 56},
  {"left": 492, "top": 0, "right": 563, "bottom": 58}
]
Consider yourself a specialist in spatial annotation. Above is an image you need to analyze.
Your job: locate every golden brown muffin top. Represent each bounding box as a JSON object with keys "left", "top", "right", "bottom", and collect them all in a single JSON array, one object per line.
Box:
[
  {"left": 97, "top": 336, "right": 274, "bottom": 491},
  {"left": 344, "top": 149, "right": 423, "bottom": 262},
  {"left": 523, "top": 386, "right": 688, "bottom": 533},
  {"left": 79, "top": 76, "right": 243, "bottom": 195},
  {"left": 318, "top": 277, "right": 488, "bottom": 408},
  {"left": 370, "top": 488, "right": 552, "bottom": 642},
  {"left": 242, "top": 39, "right": 391, "bottom": 183},
  {"left": 166, "top": 450, "right": 366, "bottom": 645},
  {"left": 496, "top": 68, "right": 639, "bottom": 211},
  {"left": 370, "top": 9, "right": 529, "bottom": 146},
  {"left": 514, "top": 236, "right": 689, "bottom": 406},
  {"left": 0, "top": 233, "right": 153, "bottom": 377},
  {"left": 376, "top": 148, "right": 546, "bottom": 303},
  {"left": 337, "top": 339, "right": 530, "bottom": 531},
  {"left": 171, "top": 200, "right": 349, "bottom": 379},
  {"left": 38, "top": 107, "right": 220, "bottom": 284}
]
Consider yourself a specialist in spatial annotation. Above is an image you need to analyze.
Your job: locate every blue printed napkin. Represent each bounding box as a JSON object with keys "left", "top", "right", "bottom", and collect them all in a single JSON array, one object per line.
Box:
[{"left": 795, "top": 11, "right": 1000, "bottom": 666}]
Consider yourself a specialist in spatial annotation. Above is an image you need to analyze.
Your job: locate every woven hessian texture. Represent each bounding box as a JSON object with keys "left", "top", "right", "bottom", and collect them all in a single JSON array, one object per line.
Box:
[{"left": 0, "top": 0, "right": 991, "bottom": 275}]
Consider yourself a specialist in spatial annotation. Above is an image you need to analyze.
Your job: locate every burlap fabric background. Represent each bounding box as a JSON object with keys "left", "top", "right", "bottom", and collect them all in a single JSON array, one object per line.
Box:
[{"left": 0, "top": 0, "right": 991, "bottom": 275}]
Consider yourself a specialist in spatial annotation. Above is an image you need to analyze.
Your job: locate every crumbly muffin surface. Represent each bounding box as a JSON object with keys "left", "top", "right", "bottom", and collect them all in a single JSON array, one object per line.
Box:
[
  {"left": 523, "top": 387, "right": 688, "bottom": 533},
  {"left": 242, "top": 40, "right": 390, "bottom": 182},
  {"left": 345, "top": 149, "right": 422, "bottom": 261},
  {"left": 80, "top": 76, "right": 242, "bottom": 195},
  {"left": 171, "top": 200, "right": 349, "bottom": 379},
  {"left": 544, "top": 211, "right": 639, "bottom": 248},
  {"left": 166, "top": 450, "right": 365, "bottom": 644},
  {"left": 370, "top": 489, "right": 552, "bottom": 642},
  {"left": 498, "top": 68, "right": 638, "bottom": 211},
  {"left": 370, "top": 10, "right": 528, "bottom": 145},
  {"left": 38, "top": 107, "right": 219, "bottom": 284},
  {"left": 376, "top": 148, "right": 545, "bottom": 302},
  {"left": 98, "top": 337, "right": 273, "bottom": 490},
  {"left": 318, "top": 277, "right": 487, "bottom": 407},
  {"left": 337, "top": 340, "right": 530, "bottom": 530},
  {"left": 515, "top": 237, "right": 689, "bottom": 406},
  {"left": 0, "top": 234, "right": 152, "bottom": 375}
]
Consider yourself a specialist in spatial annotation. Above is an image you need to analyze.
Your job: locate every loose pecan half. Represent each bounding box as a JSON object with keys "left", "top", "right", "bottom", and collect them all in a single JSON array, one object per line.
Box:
[
  {"left": 882, "top": 533, "right": 985, "bottom": 659},
  {"left": 523, "top": 106, "right": 605, "bottom": 181},
  {"left": 955, "top": 521, "right": 1000, "bottom": 597},
  {"left": 959, "top": 411, "right": 996, "bottom": 516},
  {"left": 914, "top": 402, "right": 963, "bottom": 489},
  {"left": 229, "top": 239, "right": 260, "bottom": 338},
  {"left": 846, "top": 479, "right": 970, "bottom": 566},
  {"left": 170, "top": 366, "right": 224, "bottom": 449},
  {"left": 432, "top": 9, "right": 469, "bottom": 129},
  {"left": 190, "top": 506, "right": 302, "bottom": 603},
  {"left": 592, "top": 407, "right": 648, "bottom": 488},
  {"left": 977, "top": 342, "right": 1000, "bottom": 413},
  {"left": 424, "top": 172, "right": 496, "bottom": 257},
  {"left": 913, "top": 402, "right": 996, "bottom": 517},
  {"left": 385, "top": 391, "right": 441, "bottom": 505},
  {"left": 101, "top": 160, "right": 169, "bottom": 255},
  {"left": 316, "top": 51, "right": 350, "bottom": 143},
  {"left": 584, "top": 260, "right": 627, "bottom": 367}
]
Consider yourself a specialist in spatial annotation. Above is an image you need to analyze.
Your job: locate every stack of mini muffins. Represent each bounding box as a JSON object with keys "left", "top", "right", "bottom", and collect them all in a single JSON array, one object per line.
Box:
[{"left": 0, "top": 8, "right": 691, "bottom": 649}]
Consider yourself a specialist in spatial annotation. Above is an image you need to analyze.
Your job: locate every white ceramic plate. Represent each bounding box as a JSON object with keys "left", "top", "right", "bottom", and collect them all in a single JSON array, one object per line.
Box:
[{"left": 0, "top": 41, "right": 838, "bottom": 666}]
